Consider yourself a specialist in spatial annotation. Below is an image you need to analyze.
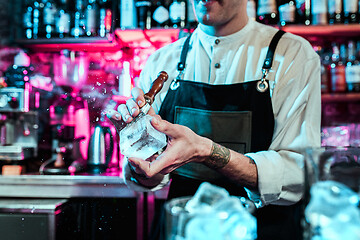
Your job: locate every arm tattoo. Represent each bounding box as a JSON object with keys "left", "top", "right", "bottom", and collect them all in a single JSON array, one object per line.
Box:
[
  {"left": 204, "top": 142, "right": 230, "bottom": 169},
  {"left": 248, "top": 157, "right": 256, "bottom": 165}
]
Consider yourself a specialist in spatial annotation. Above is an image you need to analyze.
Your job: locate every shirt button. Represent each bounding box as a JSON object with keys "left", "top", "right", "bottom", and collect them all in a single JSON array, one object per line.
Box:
[
  {"left": 214, "top": 63, "right": 221, "bottom": 68},
  {"left": 215, "top": 39, "right": 220, "bottom": 44}
]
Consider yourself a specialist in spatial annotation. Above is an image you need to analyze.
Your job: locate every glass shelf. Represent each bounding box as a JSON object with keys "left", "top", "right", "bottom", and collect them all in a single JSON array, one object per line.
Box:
[
  {"left": 282, "top": 24, "right": 360, "bottom": 37},
  {"left": 17, "top": 28, "right": 182, "bottom": 52},
  {"left": 322, "top": 93, "right": 360, "bottom": 103}
]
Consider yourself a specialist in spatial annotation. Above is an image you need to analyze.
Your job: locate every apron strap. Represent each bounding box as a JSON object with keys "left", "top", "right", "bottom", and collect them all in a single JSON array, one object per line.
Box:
[
  {"left": 262, "top": 30, "right": 286, "bottom": 70},
  {"left": 177, "top": 34, "right": 192, "bottom": 72}
]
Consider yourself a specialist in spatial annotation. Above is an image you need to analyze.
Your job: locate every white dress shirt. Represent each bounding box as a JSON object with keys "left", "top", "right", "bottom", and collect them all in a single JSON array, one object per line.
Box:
[{"left": 123, "top": 18, "right": 321, "bottom": 207}]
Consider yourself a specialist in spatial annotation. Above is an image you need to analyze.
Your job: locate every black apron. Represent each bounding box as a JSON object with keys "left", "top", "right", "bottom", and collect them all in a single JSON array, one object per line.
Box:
[{"left": 152, "top": 30, "right": 303, "bottom": 240}]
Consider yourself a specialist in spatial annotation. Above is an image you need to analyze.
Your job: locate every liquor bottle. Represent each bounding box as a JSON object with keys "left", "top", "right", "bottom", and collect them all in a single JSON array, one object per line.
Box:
[
  {"left": 120, "top": 0, "right": 137, "bottom": 29},
  {"left": 85, "top": 0, "right": 97, "bottom": 36},
  {"left": 278, "top": 1, "right": 296, "bottom": 26},
  {"left": 296, "top": 0, "right": 311, "bottom": 25},
  {"left": 328, "top": 0, "right": 343, "bottom": 24},
  {"left": 330, "top": 43, "right": 347, "bottom": 93},
  {"left": 343, "top": 0, "right": 358, "bottom": 24},
  {"left": 315, "top": 45, "right": 330, "bottom": 93},
  {"left": 42, "top": 0, "right": 57, "bottom": 38},
  {"left": 71, "top": 0, "right": 86, "bottom": 37},
  {"left": 32, "top": 0, "right": 43, "bottom": 39},
  {"left": 98, "top": 0, "right": 113, "bottom": 37},
  {"left": 23, "top": 0, "right": 34, "bottom": 39},
  {"left": 135, "top": 0, "right": 152, "bottom": 29},
  {"left": 247, "top": 0, "right": 257, "bottom": 21},
  {"left": 56, "top": 0, "right": 71, "bottom": 38},
  {"left": 311, "top": 0, "right": 327, "bottom": 25},
  {"left": 345, "top": 41, "right": 360, "bottom": 92},
  {"left": 257, "top": 0, "right": 278, "bottom": 25},
  {"left": 186, "top": 0, "right": 197, "bottom": 28},
  {"left": 169, "top": 0, "right": 186, "bottom": 28},
  {"left": 152, "top": 0, "right": 170, "bottom": 28}
]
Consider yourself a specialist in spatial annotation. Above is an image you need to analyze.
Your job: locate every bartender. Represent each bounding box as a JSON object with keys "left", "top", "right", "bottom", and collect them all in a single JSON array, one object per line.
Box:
[{"left": 108, "top": 0, "right": 321, "bottom": 239}]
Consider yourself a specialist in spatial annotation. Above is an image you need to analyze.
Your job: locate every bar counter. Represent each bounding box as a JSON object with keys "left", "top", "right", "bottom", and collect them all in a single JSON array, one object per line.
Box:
[
  {"left": 0, "top": 172, "right": 169, "bottom": 240},
  {"left": 0, "top": 173, "right": 168, "bottom": 199}
]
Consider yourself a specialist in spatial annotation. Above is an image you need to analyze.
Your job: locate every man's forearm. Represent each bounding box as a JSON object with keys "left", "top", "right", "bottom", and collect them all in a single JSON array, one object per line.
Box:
[{"left": 201, "top": 141, "right": 258, "bottom": 190}]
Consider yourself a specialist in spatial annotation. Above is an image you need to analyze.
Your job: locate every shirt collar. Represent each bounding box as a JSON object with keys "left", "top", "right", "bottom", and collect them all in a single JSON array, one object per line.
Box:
[
  {"left": 195, "top": 18, "right": 254, "bottom": 46},
  {"left": 193, "top": 19, "right": 254, "bottom": 58}
]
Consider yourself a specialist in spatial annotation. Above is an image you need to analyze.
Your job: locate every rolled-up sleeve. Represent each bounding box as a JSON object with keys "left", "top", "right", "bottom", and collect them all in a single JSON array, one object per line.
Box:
[{"left": 245, "top": 51, "right": 321, "bottom": 207}]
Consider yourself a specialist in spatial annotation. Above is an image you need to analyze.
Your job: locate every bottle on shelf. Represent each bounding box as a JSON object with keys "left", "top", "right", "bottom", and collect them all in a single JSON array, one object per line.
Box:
[
  {"left": 56, "top": 0, "right": 71, "bottom": 38},
  {"left": 98, "top": 0, "right": 113, "bottom": 37},
  {"left": 278, "top": 0, "right": 296, "bottom": 26},
  {"left": 85, "top": 0, "right": 98, "bottom": 36},
  {"left": 42, "top": 0, "right": 57, "bottom": 38},
  {"left": 186, "top": 0, "right": 197, "bottom": 28},
  {"left": 247, "top": 0, "right": 257, "bottom": 21},
  {"left": 152, "top": 0, "right": 170, "bottom": 28},
  {"left": 345, "top": 41, "right": 360, "bottom": 92},
  {"left": 135, "top": 0, "right": 152, "bottom": 29},
  {"left": 330, "top": 42, "right": 347, "bottom": 93},
  {"left": 23, "top": 0, "right": 34, "bottom": 39},
  {"left": 257, "top": 0, "right": 279, "bottom": 25},
  {"left": 169, "top": 0, "right": 186, "bottom": 28},
  {"left": 311, "top": 0, "right": 327, "bottom": 25},
  {"left": 71, "top": 0, "right": 86, "bottom": 37},
  {"left": 315, "top": 45, "right": 331, "bottom": 94},
  {"left": 296, "top": 0, "right": 311, "bottom": 25},
  {"left": 328, "top": 0, "right": 343, "bottom": 24},
  {"left": 32, "top": 0, "right": 44, "bottom": 39},
  {"left": 120, "top": 0, "right": 137, "bottom": 29},
  {"left": 343, "top": 0, "right": 358, "bottom": 24}
]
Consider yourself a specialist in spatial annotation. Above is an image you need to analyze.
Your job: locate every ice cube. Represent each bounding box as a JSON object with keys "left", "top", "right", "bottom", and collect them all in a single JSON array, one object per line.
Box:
[
  {"left": 120, "top": 114, "right": 167, "bottom": 160},
  {"left": 214, "top": 197, "right": 257, "bottom": 240},
  {"left": 320, "top": 207, "right": 360, "bottom": 240},
  {"left": 185, "top": 215, "right": 223, "bottom": 240},
  {"left": 305, "top": 180, "right": 360, "bottom": 228},
  {"left": 166, "top": 183, "right": 257, "bottom": 240},
  {"left": 185, "top": 197, "right": 257, "bottom": 240},
  {"left": 185, "top": 182, "right": 230, "bottom": 213}
]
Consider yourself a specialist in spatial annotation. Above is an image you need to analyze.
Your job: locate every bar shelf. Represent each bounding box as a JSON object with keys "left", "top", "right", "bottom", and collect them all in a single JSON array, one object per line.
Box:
[
  {"left": 282, "top": 24, "right": 360, "bottom": 37},
  {"left": 321, "top": 93, "right": 360, "bottom": 103}
]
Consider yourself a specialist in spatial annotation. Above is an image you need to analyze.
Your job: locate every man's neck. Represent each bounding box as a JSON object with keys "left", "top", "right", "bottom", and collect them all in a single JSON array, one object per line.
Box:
[{"left": 200, "top": 16, "right": 249, "bottom": 37}]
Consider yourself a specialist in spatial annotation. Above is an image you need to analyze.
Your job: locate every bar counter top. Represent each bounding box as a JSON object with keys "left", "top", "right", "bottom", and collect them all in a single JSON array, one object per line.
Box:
[{"left": 0, "top": 171, "right": 169, "bottom": 199}]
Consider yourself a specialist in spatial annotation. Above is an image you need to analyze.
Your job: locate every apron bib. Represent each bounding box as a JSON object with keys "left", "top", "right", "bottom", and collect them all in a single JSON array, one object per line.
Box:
[{"left": 154, "top": 30, "right": 303, "bottom": 240}]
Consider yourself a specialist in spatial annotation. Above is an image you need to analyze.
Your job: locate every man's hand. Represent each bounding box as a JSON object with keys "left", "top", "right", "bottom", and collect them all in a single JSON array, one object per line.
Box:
[
  {"left": 106, "top": 87, "right": 156, "bottom": 130},
  {"left": 127, "top": 115, "right": 213, "bottom": 178}
]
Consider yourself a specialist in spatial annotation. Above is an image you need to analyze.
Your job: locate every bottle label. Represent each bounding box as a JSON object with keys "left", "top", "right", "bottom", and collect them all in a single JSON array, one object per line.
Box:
[
  {"left": 279, "top": 3, "right": 296, "bottom": 22},
  {"left": 58, "top": 11, "right": 70, "bottom": 33},
  {"left": 23, "top": 9, "right": 33, "bottom": 28},
  {"left": 331, "top": 66, "right": 347, "bottom": 92},
  {"left": 346, "top": 65, "right": 360, "bottom": 84},
  {"left": 343, "top": 0, "right": 358, "bottom": 13},
  {"left": 328, "top": 0, "right": 342, "bottom": 14},
  {"left": 121, "top": 0, "right": 137, "bottom": 29},
  {"left": 257, "top": 0, "right": 277, "bottom": 15},
  {"left": 86, "top": 8, "right": 96, "bottom": 32},
  {"left": 43, "top": 5, "right": 56, "bottom": 25},
  {"left": 170, "top": 2, "right": 186, "bottom": 22},
  {"left": 312, "top": 0, "right": 327, "bottom": 14},
  {"left": 153, "top": 6, "right": 169, "bottom": 24}
]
